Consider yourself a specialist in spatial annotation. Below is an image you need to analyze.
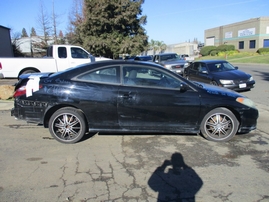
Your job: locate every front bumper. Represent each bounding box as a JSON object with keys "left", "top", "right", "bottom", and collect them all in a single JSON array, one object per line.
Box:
[
  {"left": 223, "top": 81, "right": 255, "bottom": 91},
  {"left": 237, "top": 106, "right": 259, "bottom": 133}
]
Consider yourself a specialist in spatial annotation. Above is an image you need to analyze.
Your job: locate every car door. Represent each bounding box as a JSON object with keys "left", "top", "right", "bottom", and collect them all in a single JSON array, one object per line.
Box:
[
  {"left": 74, "top": 65, "right": 120, "bottom": 130},
  {"left": 55, "top": 46, "right": 70, "bottom": 72},
  {"left": 117, "top": 65, "right": 201, "bottom": 133},
  {"left": 68, "top": 47, "right": 92, "bottom": 68},
  {"left": 187, "top": 62, "right": 200, "bottom": 81},
  {"left": 196, "top": 62, "right": 211, "bottom": 83}
]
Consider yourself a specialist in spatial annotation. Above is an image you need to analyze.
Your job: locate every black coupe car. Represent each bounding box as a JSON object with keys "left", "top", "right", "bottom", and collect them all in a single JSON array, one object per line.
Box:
[
  {"left": 184, "top": 60, "right": 255, "bottom": 91},
  {"left": 11, "top": 60, "right": 258, "bottom": 144}
]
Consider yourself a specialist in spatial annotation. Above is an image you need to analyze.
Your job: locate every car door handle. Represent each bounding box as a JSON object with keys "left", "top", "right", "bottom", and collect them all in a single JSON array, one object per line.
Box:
[{"left": 119, "top": 93, "right": 133, "bottom": 99}]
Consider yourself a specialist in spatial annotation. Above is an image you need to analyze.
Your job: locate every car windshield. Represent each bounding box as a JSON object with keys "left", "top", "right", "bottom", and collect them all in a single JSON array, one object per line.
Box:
[
  {"left": 160, "top": 54, "right": 181, "bottom": 61},
  {"left": 207, "top": 62, "right": 236, "bottom": 72}
]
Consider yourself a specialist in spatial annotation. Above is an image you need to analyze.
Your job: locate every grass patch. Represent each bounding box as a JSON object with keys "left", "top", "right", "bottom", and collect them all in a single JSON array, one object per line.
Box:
[{"left": 196, "top": 53, "right": 269, "bottom": 64}]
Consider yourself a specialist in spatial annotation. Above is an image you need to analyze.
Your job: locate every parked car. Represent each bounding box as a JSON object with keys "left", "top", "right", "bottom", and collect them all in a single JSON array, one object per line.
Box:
[
  {"left": 134, "top": 55, "right": 152, "bottom": 61},
  {"left": 179, "top": 54, "right": 194, "bottom": 62},
  {"left": 12, "top": 60, "right": 258, "bottom": 144},
  {"left": 184, "top": 60, "right": 255, "bottom": 91},
  {"left": 152, "top": 53, "right": 188, "bottom": 75}
]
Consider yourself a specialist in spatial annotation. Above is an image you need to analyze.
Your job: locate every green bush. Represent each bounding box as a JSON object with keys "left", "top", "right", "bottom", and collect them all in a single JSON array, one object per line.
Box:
[
  {"left": 210, "top": 50, "right": 217, "bottom": 56},
  {"left": 257, "top": 48, "right": 269, "bottom": 54},
  {"left": 216, "top": 44, "right": 235, "bottom": 52},
  {"left": 200, "top": 46, "right": 216, "bottom": 56}
]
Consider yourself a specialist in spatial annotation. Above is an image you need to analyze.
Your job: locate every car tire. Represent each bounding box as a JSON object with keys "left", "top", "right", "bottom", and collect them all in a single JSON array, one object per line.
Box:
[
  {"left": 200, "top": 107, "right": 239, "bottom": 142},
  {"left": 49, "top": 107, "right": 87, "bottom": 144},
  {"left": 210, "top": 80, "right": 218, "bottom": 86}
]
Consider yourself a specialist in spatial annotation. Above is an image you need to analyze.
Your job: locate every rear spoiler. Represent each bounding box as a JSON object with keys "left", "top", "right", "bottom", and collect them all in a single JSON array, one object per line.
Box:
[{"left": 18, "top": 72, "right": 54, "bottom": 80}]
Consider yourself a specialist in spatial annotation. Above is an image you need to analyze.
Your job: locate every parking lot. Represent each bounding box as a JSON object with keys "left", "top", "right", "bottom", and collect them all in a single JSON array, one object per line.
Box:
[{"left": 0, "top": 64, "right": 269, "bottom": 202}]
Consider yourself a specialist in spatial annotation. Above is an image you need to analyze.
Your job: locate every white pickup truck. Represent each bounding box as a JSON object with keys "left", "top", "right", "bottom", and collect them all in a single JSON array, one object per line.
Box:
[
  {"left": 179, "top": 54, "right": 194, "bottom": 63},
  {"left": 0, "top": 45, "right": 110, "bottom": 78}
]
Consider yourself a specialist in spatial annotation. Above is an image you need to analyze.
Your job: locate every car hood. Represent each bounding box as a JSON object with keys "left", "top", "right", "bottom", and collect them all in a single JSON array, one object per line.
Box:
[{"left": 211, "top": 69, "right": 251, "bottom": 80}]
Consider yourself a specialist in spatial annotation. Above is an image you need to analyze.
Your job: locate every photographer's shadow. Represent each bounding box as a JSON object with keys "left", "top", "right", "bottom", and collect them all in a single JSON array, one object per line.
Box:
[{"left": 148, "top": 152, "right": 203, "bottom": 202}]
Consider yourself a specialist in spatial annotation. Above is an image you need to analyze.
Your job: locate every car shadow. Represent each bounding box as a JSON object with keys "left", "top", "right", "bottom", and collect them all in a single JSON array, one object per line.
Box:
[
  {"left": 79, "top": 132, "right": 199, "bottom": 143},
  {"left": 148, "top": 152, "right": 203, "bottom": 201}
]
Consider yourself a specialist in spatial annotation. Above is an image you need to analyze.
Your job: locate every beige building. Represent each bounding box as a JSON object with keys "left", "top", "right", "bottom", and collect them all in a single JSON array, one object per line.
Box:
[{"left": 204, "top": 16, "right": 269, "bottom": 52}]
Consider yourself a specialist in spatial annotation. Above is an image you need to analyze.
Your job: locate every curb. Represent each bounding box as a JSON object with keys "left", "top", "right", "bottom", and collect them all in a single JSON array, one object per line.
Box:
[{"left": 0, "top": 100, "right": 13, "bottom": 110}]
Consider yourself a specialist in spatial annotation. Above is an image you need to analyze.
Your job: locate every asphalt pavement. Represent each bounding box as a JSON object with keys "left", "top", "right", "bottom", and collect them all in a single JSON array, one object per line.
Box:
[{"left": 1, "top": 100, "right": 268, "bottom": 134}]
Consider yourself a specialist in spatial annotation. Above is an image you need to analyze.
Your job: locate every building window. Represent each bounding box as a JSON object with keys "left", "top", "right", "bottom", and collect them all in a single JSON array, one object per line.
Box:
[
  {"left": 239, "top": 41, "right": 244, "bottom": 49},
  {"left": 249, "top": 40, "right": 256, "bottom": 49},
  {"left": 264, "top": 39, "right": 269, "bottom": 47}
]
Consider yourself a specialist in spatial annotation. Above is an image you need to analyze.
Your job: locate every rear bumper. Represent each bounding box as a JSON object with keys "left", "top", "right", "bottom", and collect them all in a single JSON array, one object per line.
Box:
[
  {"left": 11, "top": 99, "right": 46, "bottom": 124},
  {"left": 0, "top": 72, "right": 4, "bottom": 79}
]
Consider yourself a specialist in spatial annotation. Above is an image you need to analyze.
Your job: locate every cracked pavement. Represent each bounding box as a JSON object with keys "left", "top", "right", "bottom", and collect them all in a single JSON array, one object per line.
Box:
[{"left": 0, "top": 109, "right": 269, "bottom": 202}]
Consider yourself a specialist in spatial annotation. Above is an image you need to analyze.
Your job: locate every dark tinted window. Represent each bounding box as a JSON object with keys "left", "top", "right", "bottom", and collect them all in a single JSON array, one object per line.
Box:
[
  {"left": 71, "top": 47, "right": 89, "bottom": 58},
  {"left": 249, "top": 40, "right": 256, "bottom": 49},
  {"left": 77, "top": 66, "right": 120, "bottom": 84},
  {"left": 123, "top": 66, "right": 182, "bottom": 88},
  {"left": 58, "top": 47, "right": 67, "bottom": 58},
  {"left": 239, "top": 41, "right": 244, "bottom": 49}
]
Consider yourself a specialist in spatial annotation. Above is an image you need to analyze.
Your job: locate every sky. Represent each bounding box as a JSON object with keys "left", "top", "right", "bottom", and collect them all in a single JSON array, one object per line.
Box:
[{"left": 1, "top": 0, "right": 269, "bottom": 45}]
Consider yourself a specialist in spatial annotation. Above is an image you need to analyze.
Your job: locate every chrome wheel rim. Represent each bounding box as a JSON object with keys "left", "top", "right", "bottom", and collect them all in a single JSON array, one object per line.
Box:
[
  {"left": 204, "top": 113, "right": 234, "bottom": 140},
  {"left": 52, "top": 113, "right": 82, "bottom": 141}
]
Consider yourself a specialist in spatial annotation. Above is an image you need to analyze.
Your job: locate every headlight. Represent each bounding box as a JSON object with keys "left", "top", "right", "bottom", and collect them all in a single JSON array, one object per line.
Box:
[
  {"left": 236, "top": 97, "right": 256, "bottom": 108},
  {"left": 248, "top": 76, "right": 254, "bottom": 81},
  {"left": 164, "top": 65, "right": 172, "bottom": 69},
  {"left": 219, "top": 80, "right": 234, "bottom": 85}
]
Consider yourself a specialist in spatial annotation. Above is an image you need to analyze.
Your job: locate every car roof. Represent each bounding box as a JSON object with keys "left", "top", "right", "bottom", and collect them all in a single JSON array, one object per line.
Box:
[
  {"left": 195, "top": 60, "right": 228, "bottom": 63},
  {"left": 75, "top": 59, "right": 163, "bottom": 70},
  {"left": 157, "top": 53, "right": 177, "bottom": 55}
]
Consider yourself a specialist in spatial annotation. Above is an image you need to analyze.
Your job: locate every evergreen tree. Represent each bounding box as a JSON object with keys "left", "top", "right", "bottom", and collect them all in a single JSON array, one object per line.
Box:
[
  {"left": 74, "top": 0, "right": 148, "bottom": 58},
  {"left": 58, "top": 30, "right": 66, "bottom": 44},
  {"left": 30, "top": 27, "right": 37, "bottom": 37},
  {"left": 21, "top": 28, "right": 28, "bottom": 37}
]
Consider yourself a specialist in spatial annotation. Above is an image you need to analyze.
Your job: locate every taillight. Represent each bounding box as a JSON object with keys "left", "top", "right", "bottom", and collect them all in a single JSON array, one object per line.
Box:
[
  {"left": 13, "top": 86, "right": 27, "bottom": 97},
  {"left": 13, "top": 85, "right": 42, "bottom": 97},
  {"left": 0, "top": 62, "right": 2, "bottom": 70}
]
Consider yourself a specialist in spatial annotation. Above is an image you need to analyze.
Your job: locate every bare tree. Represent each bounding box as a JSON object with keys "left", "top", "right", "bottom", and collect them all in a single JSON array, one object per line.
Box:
[
  {"left": 65, "top": 0, "right": 84, "bottom": 44},
  {"left": 51, "top": 0, "right": 58, "bottom": 44},
  {"left": 35, "top": 0, "right": 51, "bottom": 52}
]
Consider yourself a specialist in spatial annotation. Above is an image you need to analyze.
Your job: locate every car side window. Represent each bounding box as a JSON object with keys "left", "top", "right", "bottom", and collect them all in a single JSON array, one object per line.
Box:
[
  {"left": 193, "top": 63, "right": 200, "bottom": 71},
  {"left": 200, "top": 63, "right": 207, "bottom": 72},
  {"left": 122, "top": 66, "right": 181, "bottom": 89},
  {"left": 71, "top": 47, "right": 89, "bottom": 58},
  {"left": 77, "top": 66, "right": 120, "bottom": 84},
  {"left": 58, "top": 47, "right": 67, "bottom": 58}
]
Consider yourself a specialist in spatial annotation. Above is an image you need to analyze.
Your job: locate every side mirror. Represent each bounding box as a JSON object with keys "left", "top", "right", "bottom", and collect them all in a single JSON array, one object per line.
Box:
[
  {"left": 89, "top": 54, "right": 95, "bottom": 62},
  {"left": 234, "top": 66, "right": 238, "bottom": 69},
  {"left": 179, "top": 82, "right": 191, "bottom": 92}
]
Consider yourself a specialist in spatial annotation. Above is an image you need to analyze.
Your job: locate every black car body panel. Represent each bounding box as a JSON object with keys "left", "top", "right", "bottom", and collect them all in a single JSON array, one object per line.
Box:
[
  {"left": 11, "top": 60, "right": 258, "bottom": 140},
  {"left": 184, "top": 60, "right": 255, "bottom": 91}
]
